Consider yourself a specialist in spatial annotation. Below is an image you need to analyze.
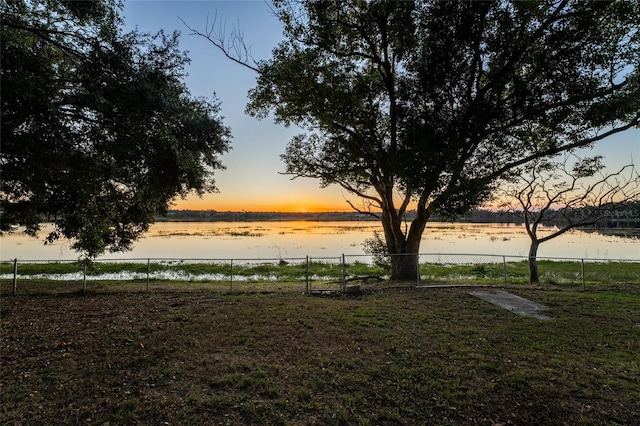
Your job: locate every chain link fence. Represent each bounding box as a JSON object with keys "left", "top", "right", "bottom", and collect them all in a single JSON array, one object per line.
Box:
[{"left": 1, "top": 253, "right": 638, "bottom": 295}]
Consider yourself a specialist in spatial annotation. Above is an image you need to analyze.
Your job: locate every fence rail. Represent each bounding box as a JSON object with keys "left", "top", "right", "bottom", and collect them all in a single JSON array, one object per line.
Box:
[{"left": 1, "top": 253, "right": 638, "bottom": 295}]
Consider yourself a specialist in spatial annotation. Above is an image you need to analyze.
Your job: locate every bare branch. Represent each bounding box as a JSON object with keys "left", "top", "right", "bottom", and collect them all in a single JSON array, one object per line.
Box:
[
  {"left": 502, "top": 154, "right": 640, "bottom": 245},
  {"left": 345, "top": 199, "right": 381, "bottom": 219},
  {"left": 179, "top": 15, "right": 260, "bottom": 73}
]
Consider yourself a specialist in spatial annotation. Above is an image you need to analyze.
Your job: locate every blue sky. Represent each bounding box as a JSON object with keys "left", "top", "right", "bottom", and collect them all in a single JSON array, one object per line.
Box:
[
  {"left": 124, "top": 0, "right": 350, "bottom": 211},
  {"left": 123, "top": 0, "right": 639, "bottom": 212}
]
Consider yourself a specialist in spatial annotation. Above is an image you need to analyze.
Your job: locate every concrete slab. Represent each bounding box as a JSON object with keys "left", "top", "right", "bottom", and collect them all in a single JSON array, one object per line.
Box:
[{"left": 469, "top": 291, "right": 552, "bottom": 320}]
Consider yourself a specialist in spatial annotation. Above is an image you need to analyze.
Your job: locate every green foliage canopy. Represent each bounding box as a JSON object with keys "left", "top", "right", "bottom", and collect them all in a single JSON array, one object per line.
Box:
[
  {"left": 246, "top": 0, "right": 640, "bottom": 278},
  {"left": 1, "top": 0, "right": 231, "bottom": 257}
]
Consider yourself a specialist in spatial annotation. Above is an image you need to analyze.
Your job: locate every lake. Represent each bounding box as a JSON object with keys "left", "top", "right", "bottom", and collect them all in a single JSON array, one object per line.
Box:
[{"left": 1, "top": 221, "right": 638, "bottom": 262}]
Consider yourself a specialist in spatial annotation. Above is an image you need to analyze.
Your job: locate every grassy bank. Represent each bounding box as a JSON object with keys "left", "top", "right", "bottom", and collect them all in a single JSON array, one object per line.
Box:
[
  {"left": 1, "top": 287, "right": 639, "bottom": 425},
  {"left": 1, "top": 259, "right": 638, "bottom": 296}
]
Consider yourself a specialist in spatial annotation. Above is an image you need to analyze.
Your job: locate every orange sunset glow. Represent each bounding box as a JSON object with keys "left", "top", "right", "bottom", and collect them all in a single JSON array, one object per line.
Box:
[
  {"left": 171, "top": 194, "right": 354, "bottom": 213},
  {"left": 170, "top": 176, "right": 361, "bottom": 212}
]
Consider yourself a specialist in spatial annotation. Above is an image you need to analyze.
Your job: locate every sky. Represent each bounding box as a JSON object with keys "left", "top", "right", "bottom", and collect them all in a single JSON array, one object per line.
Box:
[
  {"left": 123, "top": 0, "right": 350, "bottom": 212},
  {"left": 122, "top": 0, "right": 639, "bottom": 213}
]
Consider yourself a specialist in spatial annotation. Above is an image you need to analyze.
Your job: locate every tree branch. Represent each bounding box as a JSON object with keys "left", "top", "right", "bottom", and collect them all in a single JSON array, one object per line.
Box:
[
  {"left": 179, "top": 15, "right": 260, "bottom": 73},
  {"left": 491, "top": 117, "right": 640, "bottom": 180}
]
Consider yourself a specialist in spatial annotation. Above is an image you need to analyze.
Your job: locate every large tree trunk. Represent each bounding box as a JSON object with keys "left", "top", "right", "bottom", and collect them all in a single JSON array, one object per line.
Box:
[
  {"left": 390, "top": 250, "right": 420, "bottom": 281},
  {"left": 528, "top": 240, "right": 540, "bottom": 284},
  {"left": 382, "top": 204, "right": 428, "bottom": 281}
]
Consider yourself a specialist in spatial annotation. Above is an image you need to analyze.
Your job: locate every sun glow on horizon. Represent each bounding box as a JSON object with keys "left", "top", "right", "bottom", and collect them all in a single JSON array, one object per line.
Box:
[{"left": 170, "top": 197, "right": 354, "bottom": 213}]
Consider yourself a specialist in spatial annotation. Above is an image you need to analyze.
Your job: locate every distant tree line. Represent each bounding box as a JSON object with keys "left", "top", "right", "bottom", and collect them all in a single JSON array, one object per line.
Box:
[
  {"left": 161, "top": 203, "right": 640, "bottom": 231},
  {"left": 458, "top": 202, "right": 640, "bottom": 230},
  {"left": 159, "top": 210, "right": 380, "bottom": 222}
]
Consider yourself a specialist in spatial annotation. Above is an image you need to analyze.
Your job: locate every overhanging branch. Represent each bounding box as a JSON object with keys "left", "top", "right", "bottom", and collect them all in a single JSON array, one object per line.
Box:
[
  {"left": 491, "top": 118, "right": 640, "bottom": 180},
  {"left": 179, "top": 16, "right": 260, "bottom": 73}
]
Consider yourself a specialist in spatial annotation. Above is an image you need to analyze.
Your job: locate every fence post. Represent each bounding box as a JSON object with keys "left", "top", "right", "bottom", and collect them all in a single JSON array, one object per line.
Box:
[
  {"left": 416, "top": 253, "right": 420, "bottom": 286},
  {"left": 341, "top": 254, "right": 346, "bottom": 292},
  {"left": 503, "top": 256, "right": 507, "bottom": 283},
  {"left": 146, "top": 259, "right": 150, "bottom": 291},
  {"left": 230, "top": 259, "right": 233, "bottom": 292},
  {"left": 305, "top": 256, "right": 310, "bottom": 294},
  {"left": 13, "top": 259, "right": 17, "bottom": 296},
  {"left": 581, "top": 259, "right": 585, "bottom": 291},
  {"left": 83, "top": 264, "right": 87, "bottom": 292}
]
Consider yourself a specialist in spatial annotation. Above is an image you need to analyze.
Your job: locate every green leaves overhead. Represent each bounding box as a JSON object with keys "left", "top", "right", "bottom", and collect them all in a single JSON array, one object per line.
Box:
[{"left": 1, "top": 0, "right": 231, "bottom": 257}]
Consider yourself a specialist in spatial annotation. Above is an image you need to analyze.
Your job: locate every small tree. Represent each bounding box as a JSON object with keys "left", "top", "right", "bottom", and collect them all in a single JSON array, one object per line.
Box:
[
  {"left": 362, "top": 231, "right": 392, "bottom": 274},
  {"left": 499, "top": 154, "right": 640, "bottom": 284}
]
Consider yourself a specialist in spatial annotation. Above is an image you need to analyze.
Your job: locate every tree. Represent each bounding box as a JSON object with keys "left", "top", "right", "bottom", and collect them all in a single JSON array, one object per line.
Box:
[
  {"left": 1, "top": 0, "right": 231, "bottom": 258},
  {"left": 196, "top": 0, "right": 639, "bottom": 280},
  {"left": 499, "top": 154, "right": 640, "bottom": 284}
]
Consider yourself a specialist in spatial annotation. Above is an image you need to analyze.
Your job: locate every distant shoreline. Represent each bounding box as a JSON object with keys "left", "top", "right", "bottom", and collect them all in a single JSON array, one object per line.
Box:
[
  {"left": 157, "top": 210, "right": 639, "bottom": 238},
  {"left": 158, "top": 210, "right": 381, "bottom": 222},
  {"left": 157, "top": 210, "right": 506, "bottom": 223}
]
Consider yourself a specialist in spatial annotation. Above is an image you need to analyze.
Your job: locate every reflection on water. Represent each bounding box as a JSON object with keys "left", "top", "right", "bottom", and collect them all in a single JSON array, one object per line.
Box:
[{"left": 1, "top": 221, "right": 638, "bottom": 261}]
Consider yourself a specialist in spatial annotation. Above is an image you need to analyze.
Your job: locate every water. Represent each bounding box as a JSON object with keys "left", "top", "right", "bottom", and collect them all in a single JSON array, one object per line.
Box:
[{"left": 1, "top": 221, "right": 638, "bottom": 261}]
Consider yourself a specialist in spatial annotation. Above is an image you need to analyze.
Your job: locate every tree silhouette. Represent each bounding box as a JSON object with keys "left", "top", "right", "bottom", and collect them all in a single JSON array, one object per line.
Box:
[
  {"left": 192, "top": 0, "right": 639, "bottom": 279},
  {"left": 499, "top": 154, "right": 640, "bottom": 284},
  {"left": 1, "top": 0, "right": 231, "bottom": 257}
]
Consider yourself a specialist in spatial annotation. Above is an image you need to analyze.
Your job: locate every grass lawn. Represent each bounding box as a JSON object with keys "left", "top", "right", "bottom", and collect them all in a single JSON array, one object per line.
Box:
[{"left": 1, "top": 286, "right": 639, "bottom": 425}]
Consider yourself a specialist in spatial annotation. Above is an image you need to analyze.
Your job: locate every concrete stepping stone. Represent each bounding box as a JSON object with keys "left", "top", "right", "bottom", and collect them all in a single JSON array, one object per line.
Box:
[{"left": 469, "top": 290, "right": 552, "bottom": 320}]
